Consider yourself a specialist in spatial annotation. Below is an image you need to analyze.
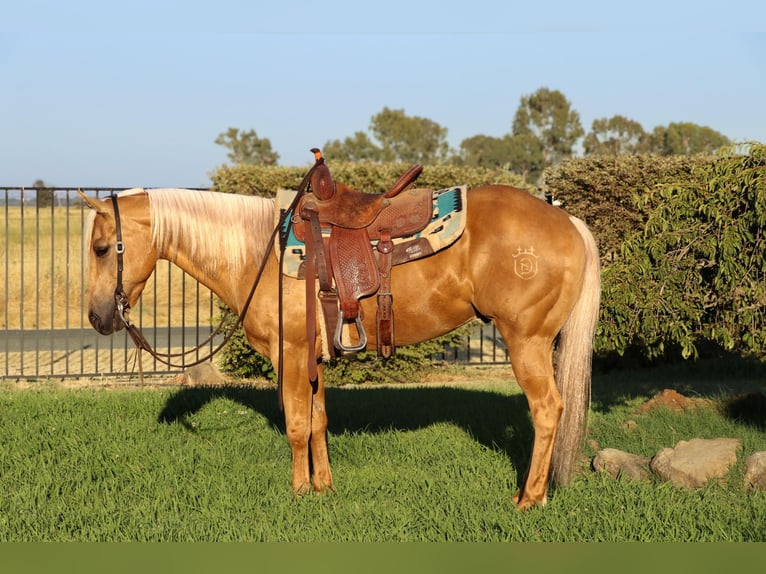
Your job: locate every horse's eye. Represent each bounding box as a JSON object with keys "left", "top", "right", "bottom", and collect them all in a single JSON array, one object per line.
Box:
[{"left": 94, "top": 245, "right": 109, "bottom": 258}]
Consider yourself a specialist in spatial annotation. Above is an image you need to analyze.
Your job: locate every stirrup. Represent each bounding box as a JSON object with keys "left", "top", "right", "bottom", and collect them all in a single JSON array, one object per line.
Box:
[{"left": 333, "top": 309, "right": 368, "bottom": 353}]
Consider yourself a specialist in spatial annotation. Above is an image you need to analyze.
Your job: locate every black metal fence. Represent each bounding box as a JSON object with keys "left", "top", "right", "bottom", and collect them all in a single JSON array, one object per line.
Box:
[{"left": 1, "top": 187, "right": 507, "bottom": 381}]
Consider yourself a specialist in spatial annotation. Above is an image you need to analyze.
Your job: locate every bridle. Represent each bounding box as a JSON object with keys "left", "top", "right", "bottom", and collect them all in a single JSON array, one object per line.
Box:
[
  {"left": 109, "top": 193, "right": 247, "bottom": 370},
  {"left": 105, "top": 155, "right": 322, "bottom": 404}
]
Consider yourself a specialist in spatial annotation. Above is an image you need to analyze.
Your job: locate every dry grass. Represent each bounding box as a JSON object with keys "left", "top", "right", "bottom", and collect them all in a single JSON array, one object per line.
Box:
[{"left": 2, "top": 204, "right": 215, "bottom": 330}]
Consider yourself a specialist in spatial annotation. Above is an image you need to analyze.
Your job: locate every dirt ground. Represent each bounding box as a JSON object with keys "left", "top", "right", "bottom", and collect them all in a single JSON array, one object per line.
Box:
[{"left": 1, "top": 363, "right": 518, "bottom": 392}]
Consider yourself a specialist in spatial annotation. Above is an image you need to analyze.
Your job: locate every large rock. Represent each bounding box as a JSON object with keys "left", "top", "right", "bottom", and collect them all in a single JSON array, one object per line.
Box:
[
  {"left": 744, "top": 451, "right": 766, "bottom": 491},
  {"left": 649, "top": 438, "right": 742, "bottom": 488},
  {"left": 593, "top": 448, "right": 652, "bottom": 482},
  {"left": 183, "top": 362, "right": 226, "bottom": 386}
]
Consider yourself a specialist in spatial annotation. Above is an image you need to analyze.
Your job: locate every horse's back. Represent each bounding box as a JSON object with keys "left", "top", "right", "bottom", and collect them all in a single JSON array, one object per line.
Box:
[
  {"left": 466, "top": 184, "right": 580, "bottom": 245},
  {"left": 379, "top": 184, "right": 587, "bottom": 345},
  {"left": 466, "top": 184, "right": 585, "bottom": 265}
]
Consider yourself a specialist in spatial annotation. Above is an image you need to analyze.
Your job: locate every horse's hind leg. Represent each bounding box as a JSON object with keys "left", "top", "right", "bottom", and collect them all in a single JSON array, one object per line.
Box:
[{"left": 501, "top": 331, "right": 562, "bottom": 509}]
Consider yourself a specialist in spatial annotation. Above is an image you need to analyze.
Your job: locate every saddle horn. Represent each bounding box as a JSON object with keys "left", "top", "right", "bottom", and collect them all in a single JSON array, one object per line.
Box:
[{"left": 309, "top": 148, "right": 336, "bottom": 201}]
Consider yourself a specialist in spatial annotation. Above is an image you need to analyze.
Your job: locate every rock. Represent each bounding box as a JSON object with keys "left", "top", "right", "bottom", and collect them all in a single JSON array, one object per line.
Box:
[
  {"left": 649, "top": 438, "right": 742, "bottom": 488},
  {"left": 635, "top": 389, "right": 714, "bottom": 414},
  {"left": 183, "top": 362, "right": 226, "bottom": 386},
  {"left": 744, "top": 451, "right": 766, "bottom": 491},
  {"left": 593, "top": 448, "right": 652, "bottom": 482}
]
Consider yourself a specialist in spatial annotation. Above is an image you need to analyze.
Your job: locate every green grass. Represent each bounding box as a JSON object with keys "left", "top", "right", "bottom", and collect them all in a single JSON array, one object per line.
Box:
[{"left": 0, "top": 358, "right": 764, "bottom": 541}]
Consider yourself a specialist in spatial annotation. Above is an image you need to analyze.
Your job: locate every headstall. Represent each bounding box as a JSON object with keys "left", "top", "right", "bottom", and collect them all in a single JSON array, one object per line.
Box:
[{"left": 105, "top": 156, "right": 322, "bottom": 406}]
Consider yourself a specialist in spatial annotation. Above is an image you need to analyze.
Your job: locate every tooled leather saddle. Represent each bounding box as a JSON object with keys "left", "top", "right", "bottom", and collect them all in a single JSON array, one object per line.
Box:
[{"left": 288, "top": 149, "right": 433, "bottom": 379}]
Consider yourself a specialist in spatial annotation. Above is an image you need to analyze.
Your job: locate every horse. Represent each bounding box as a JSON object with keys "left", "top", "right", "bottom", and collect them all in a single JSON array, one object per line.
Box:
[{"left": 79, "top": 178, "right": 600, "bottom": 510}]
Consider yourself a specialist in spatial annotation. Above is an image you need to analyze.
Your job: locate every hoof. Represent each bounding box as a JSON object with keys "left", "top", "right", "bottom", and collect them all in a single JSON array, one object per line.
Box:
[
  {"left": 512, "top": 489, "right": 547, "bottom": 510},
  {"left": 312, "top": 479, "right": 335, "bottom": 494},
  {"left": 293, "top": 482, "right": 312, "bottom": 497}
]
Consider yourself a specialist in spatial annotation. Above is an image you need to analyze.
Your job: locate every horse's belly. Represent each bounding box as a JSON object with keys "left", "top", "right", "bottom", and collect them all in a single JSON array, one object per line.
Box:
[{"left": 358, "top": 246, "right": 476, "bottom": 346}]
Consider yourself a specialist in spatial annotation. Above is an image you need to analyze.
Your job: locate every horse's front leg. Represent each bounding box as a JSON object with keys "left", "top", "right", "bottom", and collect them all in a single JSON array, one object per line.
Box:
[
  {"left": 281, "top": 350, "right": 314, "bottom": 495},
  {"left": 309, "top": 362, "right": 333, "bottom": 492},
  {"left": 280, "top": 347, "right": 333, "bottom": 494}
]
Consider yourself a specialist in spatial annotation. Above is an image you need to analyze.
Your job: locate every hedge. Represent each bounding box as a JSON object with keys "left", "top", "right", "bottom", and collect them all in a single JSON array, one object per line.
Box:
[
  {"left": 210, "top": 147, "right": 766, "bottom": 381},
  {"left": 543, "top": 153, "right": 712, "bottom": 263},
  {"left": 210, "top": 162, "right": 529, "bottom": 383},
  {"left": 210, "top": 161, "right": 530, "bottom": 197},
  {"left": 544, "top": 144, "right": 765, "bottom": 361}
]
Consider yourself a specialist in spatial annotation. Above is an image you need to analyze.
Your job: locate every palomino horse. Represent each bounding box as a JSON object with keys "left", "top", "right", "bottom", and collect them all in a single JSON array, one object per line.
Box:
[{"left": 80, "top": 179, "right": 600, "bottom": 509}]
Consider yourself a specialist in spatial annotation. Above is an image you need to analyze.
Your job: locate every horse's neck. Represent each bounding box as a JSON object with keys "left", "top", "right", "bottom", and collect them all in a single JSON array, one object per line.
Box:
[{"left": 152, "top": 193, "right": 274, "bottom": 313}]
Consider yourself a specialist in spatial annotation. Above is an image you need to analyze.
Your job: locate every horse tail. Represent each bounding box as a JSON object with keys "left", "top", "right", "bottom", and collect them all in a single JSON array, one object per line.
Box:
[{"left": 550, "top": 216, "right": 601, "bottom": 486}]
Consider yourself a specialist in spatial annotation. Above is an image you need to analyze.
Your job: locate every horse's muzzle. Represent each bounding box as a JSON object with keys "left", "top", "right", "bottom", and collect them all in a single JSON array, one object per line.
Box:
[{"left": 88, "top": 309, "right": 123, "bottom": 335}]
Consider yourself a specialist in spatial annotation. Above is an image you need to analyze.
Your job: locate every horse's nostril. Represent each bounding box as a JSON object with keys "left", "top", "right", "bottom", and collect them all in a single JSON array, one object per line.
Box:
[{"left": 88, "top": 312, "right": 102, "bottom": 332}]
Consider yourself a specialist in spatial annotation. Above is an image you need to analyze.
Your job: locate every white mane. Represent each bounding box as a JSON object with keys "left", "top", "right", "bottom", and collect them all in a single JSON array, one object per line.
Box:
[{"left": 145, "top": 188, "right": 276, "bottom": 278}]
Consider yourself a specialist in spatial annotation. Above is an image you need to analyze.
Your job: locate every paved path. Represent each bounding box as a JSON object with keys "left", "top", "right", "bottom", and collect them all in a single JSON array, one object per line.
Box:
[{"left": 1, "top": 327, "right": 221, "bottom": 379}]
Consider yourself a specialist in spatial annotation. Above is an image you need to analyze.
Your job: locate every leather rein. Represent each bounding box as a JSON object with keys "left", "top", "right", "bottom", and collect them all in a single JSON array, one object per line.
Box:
[
  {"left": 108, "top": 160, "right": 321, "bottom": 388},
  {"left": 109, "top": 193, "right": 259, "bottom": 371}
]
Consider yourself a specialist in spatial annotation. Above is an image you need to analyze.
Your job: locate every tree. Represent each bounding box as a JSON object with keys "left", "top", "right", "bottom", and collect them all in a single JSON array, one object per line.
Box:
[
  {"left": 215, "top": 127, "right": 279, "bottom": 165},
  {"left": 458, "top": 134, "right": 514, "bottom": 168},
  {"left": 583, "top": 115, "right": 647, "bottom": 156},
  {"left": 647, "top": 122, "right": 730, "bottom": 156},
  {"left": 511, "top": 87, "right": 584, "bottom": 174},
  {"left": 506, "top": 133, "right": 545, "bottom": 184},
  {"left": 369, "top": 107, "right": 450, "bottom": 164},
  {"left": 323, "top": 131, "right": 382, "bottom": 162},
  {"left": 33, "top": 179, "right": 54, "bottom": 208}
]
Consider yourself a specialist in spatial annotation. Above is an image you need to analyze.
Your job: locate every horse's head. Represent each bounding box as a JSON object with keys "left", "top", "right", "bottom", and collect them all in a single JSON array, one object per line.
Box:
[{"left": 79, "top": 191, "right": 156, "bottom": 335}]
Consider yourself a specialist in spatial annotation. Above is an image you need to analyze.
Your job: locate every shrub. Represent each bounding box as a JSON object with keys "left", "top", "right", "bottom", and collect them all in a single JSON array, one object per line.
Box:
[
  {"left": 597, "top": 144, "right": 766, "bottom": 360},
  {"left": 544, "top": 154, "right": 712, "bottom": 263},
  {"left": 210, "top": 161, "right": 530, "bottom": 197},
  {"left": 210, "top": 162, "right": 528, "bottom": 383},
  {"left": 211, "top": 148, "right": 766, "bottom": 375}
]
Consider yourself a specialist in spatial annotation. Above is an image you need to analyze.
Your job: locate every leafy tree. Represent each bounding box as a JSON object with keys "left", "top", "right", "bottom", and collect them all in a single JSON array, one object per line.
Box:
[
  {"left": 647, "top": 122, "right": 730, "bottom": 156},
  {"left": 33, "top": 179, "right": 54, "bottom": 208},
  {"left": 323, "top": 131, "right": 382, "bottom": 162},
  {"left": 322, "top": 108, "right": 451, "bottom": 164},
  {"left": 583, "top": 115, "right": 647, "bottom": 156},
  {"left": 458, "top": 133, "right": 545, "bottom": 183},
  {"left": 506, "top": 133, "right": 545, "bottom": 184},
  {"left": 457, "top": 134, "right": 514, "bottom": 168},
  {"left": 369, "top": 107, "right": 450, "bottom": 164},
  {"left": 511, "top": 87, "right": 584, "bottom": 175},
  {"left": 215, "top": 127, "right": 279, "bottom": 165}
]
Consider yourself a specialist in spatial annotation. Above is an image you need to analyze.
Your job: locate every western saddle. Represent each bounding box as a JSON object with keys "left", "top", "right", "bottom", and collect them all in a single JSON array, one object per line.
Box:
[{"left": 289, "top": 149, "right": 434, "bottom": 378}]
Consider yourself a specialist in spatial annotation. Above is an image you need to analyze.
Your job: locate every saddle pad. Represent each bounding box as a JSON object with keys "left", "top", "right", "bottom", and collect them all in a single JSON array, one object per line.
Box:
[{"left": 275, "top": 186, "right": 467, "bottom": 278}]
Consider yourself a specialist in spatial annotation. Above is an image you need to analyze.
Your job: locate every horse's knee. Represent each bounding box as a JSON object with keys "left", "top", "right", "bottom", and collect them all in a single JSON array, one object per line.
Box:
[
  {"left": 285, "top": 419, "right": 311, "bottom": 447},
  {"left": 312, "top": 400, "right": 328, "bottom": 430}
]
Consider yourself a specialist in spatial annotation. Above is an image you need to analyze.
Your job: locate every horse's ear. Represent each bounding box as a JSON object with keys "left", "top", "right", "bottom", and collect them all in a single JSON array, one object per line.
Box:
[{"left": 78, "top": 191, "right": 110, "bottom": 215}]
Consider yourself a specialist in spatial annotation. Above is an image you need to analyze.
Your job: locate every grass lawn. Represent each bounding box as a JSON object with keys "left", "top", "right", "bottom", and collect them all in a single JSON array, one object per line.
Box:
[{"left": 0, "top": 358, "right": 764, "bottom": 541}]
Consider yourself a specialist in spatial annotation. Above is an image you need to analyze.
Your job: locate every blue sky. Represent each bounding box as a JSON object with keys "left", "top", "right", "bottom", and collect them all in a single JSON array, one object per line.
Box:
[{"left": 2, "top": 1, "right": 764, "bottom": 187}]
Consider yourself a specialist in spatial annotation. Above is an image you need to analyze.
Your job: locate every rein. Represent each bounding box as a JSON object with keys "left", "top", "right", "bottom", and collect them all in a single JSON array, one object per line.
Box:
[
  {"left": 109, "top": 193, "right": 254, "bottom": 371},
  {"left": 109, "top": 157, "right": 322, "bottom": 403}
]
